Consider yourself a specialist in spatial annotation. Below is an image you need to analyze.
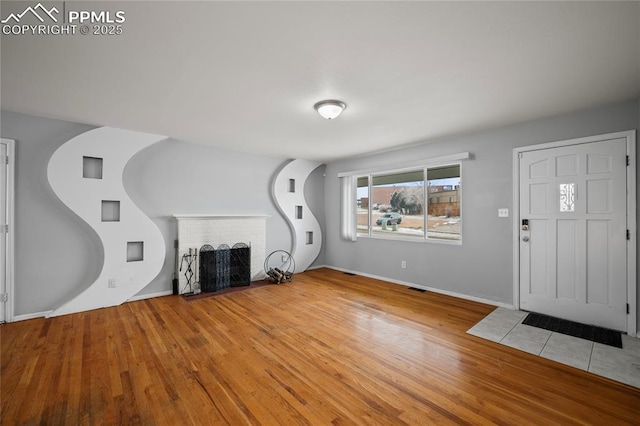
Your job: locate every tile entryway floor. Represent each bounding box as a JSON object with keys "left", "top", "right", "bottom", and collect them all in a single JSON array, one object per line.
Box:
[{"left": 467, "top": 307, "right": 640, "bottom": 389}]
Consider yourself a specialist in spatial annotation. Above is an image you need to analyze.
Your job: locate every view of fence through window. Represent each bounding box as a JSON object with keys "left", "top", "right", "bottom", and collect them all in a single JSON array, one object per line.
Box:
[
  {"left": 356, "top": 165, "right": 461, "bottom": 241},
  {"left": 426, "top": 165, "right": 461, "bottom": 240}
]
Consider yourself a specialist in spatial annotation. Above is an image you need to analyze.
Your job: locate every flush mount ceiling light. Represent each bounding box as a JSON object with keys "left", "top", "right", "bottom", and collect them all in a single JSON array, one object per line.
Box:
[{"left": 314, "top": 99, "right": 346, "bottom": 120}]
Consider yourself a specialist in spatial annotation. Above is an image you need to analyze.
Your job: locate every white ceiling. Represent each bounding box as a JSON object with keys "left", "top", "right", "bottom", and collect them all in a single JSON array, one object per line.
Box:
[{"left": 1, "top": 1, "right": 639, "bottom": 162}]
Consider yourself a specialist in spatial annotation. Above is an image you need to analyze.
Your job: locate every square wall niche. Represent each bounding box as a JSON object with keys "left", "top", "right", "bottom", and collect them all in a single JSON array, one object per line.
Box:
[
  {"left": 127, "top": 241, "right": 144, "bottom": 262},
  {"left": 101, "top": 200, "right": 120, "bottom": 222},
  {"left": 83, "top": 156, "right": 103, "bottom": 179}
]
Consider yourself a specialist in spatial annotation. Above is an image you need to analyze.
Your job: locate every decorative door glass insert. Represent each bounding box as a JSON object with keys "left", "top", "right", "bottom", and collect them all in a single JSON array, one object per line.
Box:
[{"left": 559, "top": 183, "right": 575, "bottom": 212}]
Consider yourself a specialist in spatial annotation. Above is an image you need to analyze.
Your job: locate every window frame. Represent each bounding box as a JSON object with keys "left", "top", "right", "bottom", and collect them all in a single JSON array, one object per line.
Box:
[{"left": 355, "top": 161, "right": 462, "bottom": 244}]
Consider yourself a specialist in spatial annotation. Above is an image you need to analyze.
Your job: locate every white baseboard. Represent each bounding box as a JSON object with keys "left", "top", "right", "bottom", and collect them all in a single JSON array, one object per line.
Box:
[
  {"left": 306, "top": 264, "right": 329, "bottom": 271},
  {"left": 7, "top": 270, "right": 512, "bottom": 322},
  {"left": 12, "top": 310, "right": 53, "bottom": 322},
  {"left": 8, "top": 291, "right": 172, "bottom": 322},
  {"left": 323, "top": 265, "right": 514, "bottom": 309},
  {"left": 127, "top": 290, "right": 173, "bottom": 302}
]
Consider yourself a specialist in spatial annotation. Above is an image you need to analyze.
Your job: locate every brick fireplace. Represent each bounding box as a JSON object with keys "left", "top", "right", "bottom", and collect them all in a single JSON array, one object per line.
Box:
[{"left": 173, "top": 215, "right": 268, "bottom": 294}]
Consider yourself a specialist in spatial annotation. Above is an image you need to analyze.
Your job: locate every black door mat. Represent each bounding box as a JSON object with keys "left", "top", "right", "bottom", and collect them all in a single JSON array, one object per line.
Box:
[{"left": 522, "top": 312, "right": 622, "bottom": 348}]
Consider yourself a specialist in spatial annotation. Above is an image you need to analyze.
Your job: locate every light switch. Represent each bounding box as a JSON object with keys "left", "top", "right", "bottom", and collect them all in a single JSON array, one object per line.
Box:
[{"left": 498, "top": 208, "right": 509, "bottom": 218}]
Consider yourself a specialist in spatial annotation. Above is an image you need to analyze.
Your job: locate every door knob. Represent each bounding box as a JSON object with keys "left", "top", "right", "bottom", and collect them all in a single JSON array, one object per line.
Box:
[{"left": 522, "top": 236, "right": 530, "bottom": 242}]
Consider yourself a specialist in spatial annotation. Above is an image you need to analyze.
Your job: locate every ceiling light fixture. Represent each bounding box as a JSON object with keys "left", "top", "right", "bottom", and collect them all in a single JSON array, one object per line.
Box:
[{"left": 314, "top": 99, "right": 346, "bottom": 120}]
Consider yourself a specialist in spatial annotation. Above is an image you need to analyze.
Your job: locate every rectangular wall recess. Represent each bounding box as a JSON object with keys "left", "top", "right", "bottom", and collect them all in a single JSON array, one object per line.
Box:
[
  {"left": 288, "top": 179, "right": 296, "bottom": 193},
  {"left": 295, "top": 205, "right": 303, "bottom": 219},
  {"left": 306, "top": 231, "right": 313, "bottom": 245},
  {"left": 127, "top": 241, "right": 144, "bottom": 262},
  {"left": 101, "top": 200, "right": 120, "bottom": 222},
  {"left": 83, "top": 156, "right": 103, "bottom": 179}
]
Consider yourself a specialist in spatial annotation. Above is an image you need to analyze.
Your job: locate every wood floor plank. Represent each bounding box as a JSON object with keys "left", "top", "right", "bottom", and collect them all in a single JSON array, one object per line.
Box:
[{"left": 2, "top": 268, "right": 639, "bottom": 425}]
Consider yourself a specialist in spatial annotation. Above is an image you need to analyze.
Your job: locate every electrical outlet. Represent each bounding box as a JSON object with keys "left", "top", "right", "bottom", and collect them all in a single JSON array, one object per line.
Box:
[
  {"left": 498, "top": 208, "right": 509, "bottom": 218},
  {"left": 108, "top": 278, "right": 117, "bottom": 288},
  {"left": 401, "top": 260, "right": 407, "bottom": 269}
]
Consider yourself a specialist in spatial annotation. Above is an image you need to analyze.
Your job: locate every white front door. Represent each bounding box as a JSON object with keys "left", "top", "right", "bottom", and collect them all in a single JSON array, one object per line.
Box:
[{"left": 519, "top": 137, "right": 628, "bottom": 331}]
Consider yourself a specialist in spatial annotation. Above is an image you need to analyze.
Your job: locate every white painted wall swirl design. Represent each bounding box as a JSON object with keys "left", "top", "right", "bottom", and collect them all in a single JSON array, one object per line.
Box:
[
  {"left": 272, "top": 159, "right": 323, "bottom": 272},
  {"left": 47, "top": 127, "right": 166, "bottom": 317}
]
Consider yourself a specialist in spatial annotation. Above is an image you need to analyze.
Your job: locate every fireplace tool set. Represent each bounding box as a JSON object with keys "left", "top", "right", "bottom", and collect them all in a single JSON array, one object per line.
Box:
[{"left": 179, "top": 247, "right": 200, "bottom": 296}]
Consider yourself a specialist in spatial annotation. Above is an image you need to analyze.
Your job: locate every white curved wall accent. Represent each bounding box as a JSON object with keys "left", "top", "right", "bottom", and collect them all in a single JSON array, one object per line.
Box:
[
  {"left": 46, "top": 127, "right": 166, "bottom": 317},
  {"left": 272, "top": 159, "right": 323, "bottom": 272}
]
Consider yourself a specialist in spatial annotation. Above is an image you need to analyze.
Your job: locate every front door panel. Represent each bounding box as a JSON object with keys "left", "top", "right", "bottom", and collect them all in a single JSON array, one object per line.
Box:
[{"left": 519, "top": 138, "right": 627, "bottom": 331}]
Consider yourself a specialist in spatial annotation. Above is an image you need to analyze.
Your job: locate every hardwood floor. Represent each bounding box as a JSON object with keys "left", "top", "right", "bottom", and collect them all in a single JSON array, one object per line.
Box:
[{"left": 2, "top": 268, "right": 639, "bottom": 425}]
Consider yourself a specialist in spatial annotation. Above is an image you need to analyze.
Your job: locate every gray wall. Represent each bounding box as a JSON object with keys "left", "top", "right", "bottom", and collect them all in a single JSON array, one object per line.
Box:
[
  {"left": 323, "top": 99, "right": 640, "bottom": 324},
  {"left": 123, "top": 140, "right": 326, "bottom": 296},
  {"left": 1, "top": 110, "right": 326, "bottom": 316},
  {"left": 304, "top": 164, "right": 327, "bottom": 268},
  {"left": 2, "top": 99, "right": 637, "bottom": 320},
  {"left": 1, "top": 111, "right": 101, "bottom": 315}
]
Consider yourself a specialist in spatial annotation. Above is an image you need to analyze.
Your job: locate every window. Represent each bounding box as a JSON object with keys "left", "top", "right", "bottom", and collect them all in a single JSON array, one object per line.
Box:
[
  {"left": 355, "top": 163, "right": 461, "bottom": 242},
  {"left": 372, "top": 170, "right": 425, "bottom": 238},
  {"left": 559, "top": 183, "right": 575, "bottom": 212},
  {"left": 356, "top": 176, "right": 369, "bottom": 237},
  {"left": 426, "top": 165, "right": 461, "bottom": 241}
]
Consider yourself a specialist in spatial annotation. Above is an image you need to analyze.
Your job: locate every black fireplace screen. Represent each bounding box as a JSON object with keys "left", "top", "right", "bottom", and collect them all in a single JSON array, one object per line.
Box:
[{"left": 200, "top": 243, "right": 251, "bottom": 292}]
